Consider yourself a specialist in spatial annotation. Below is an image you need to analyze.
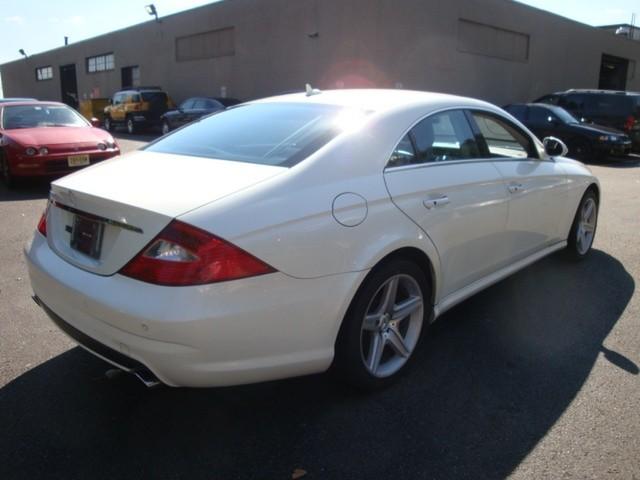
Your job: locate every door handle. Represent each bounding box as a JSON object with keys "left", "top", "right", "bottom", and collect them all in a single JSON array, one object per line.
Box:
[
  {"left": 423, "top": 195, "right": 450, "bottom": 209},
  {"left": 508, "top": 183, "right": 524, "bottom": 194}
]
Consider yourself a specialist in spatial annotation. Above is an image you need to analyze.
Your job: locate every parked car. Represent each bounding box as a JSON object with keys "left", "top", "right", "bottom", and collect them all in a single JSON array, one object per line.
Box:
[
  {"left": 161, "top": 97, "right": 242, "bottom": 134},
  {"left": 534, "top": 89, "right": 640, "bottom": 151},
  {"left": 0, "top": 101, "right": 119, "bottom": 187},
  {"left": 103, "top": 86, "right": 174, "bottom": 134},
  {"left": 26, "top": 90, "right": 599, "bottom": 390},
  {"left": 503, "top": 103, "right": 632, "bottom": 160},
  {"left": 0, "top": 97, "right": 37, "bottom": 103}
]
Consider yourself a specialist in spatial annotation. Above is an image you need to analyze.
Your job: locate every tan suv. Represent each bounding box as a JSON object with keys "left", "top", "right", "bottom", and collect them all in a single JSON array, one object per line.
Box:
[{"left": 104, "top": 87, "right": 174, "bottom": 134}]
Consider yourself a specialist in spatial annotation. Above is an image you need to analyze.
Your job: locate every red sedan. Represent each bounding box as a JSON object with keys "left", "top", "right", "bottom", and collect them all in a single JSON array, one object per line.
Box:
[{"left": 0, "top": 101, "right": 120, "bottom": 187}]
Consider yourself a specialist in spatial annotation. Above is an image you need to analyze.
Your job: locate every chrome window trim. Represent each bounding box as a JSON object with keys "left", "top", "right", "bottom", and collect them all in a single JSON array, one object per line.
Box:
[{"left": 384, "top": 155, "right": 554, "bottom": 173}]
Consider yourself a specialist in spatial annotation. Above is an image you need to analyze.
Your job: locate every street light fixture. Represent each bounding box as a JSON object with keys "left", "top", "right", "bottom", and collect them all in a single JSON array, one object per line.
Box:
[
  {"left": 19, "top": 49, "right": 27, "bottom": 58},
  {"left": 145, "top": 4, "right": 160, "bottom": 22}
]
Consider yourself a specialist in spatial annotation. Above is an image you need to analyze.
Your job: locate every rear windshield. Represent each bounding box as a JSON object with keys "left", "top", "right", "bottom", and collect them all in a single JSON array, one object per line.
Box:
[
  {"left": 144, "top": 103, "right": 368, "bottom": 167},
  {"left": 1, "top": 105, "right": 88, "bottom": 129}
]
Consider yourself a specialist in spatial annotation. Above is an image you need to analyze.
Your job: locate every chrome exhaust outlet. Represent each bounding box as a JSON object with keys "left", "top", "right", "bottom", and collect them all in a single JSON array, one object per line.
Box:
[
  {"left": 133, "top": 368, "right": 163, "bottom": 388},
  {"left": 34, "top": 294, "right": 163, "bottom": 389}
]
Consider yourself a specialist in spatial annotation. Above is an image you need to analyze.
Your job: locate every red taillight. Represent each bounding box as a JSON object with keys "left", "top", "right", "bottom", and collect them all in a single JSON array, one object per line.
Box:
[
  {"left": 624, "top": 115, "right": 636, "bottom": 132},
  {"left": 37, "top": 212, "right": 47, "bottom": 237},
  {"left": 119, "top": 220, "right": 276, "bottom": 286}
]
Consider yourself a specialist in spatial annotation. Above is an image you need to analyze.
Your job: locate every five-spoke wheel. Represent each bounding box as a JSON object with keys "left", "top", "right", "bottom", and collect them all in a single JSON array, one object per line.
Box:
[
  {"left": 567, "top": 190, "right": 598, "bottom": 259},
  {"left": 334, "top": 258, "right": 430, "bottom": 389}
]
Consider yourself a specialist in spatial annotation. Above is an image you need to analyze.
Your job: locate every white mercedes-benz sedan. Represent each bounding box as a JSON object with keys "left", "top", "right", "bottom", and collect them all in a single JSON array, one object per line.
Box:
[{"left": 26, "top": 89, "right": 599, "bottom": 389}]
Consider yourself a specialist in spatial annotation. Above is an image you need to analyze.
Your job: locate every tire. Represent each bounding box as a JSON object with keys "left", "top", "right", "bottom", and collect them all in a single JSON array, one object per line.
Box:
[
  {"left": 104, "top": 116, "right": 113, "bottom": 132},
  {"left": 126, "top": 117, "right": 135, "bottom": 135},
  {"left": 333, "top": 258, "right": 431, "bottom": 390},
  {"left": 572, "top": 140, "right": 594, "bottom": 162},
  {"left": 0, "top": 151, "right": 16, "bottom": 189},
  {"left": 566, "top": 189, "right": 598, "bottom": 260},
  {"left": 162, "top": 121, "right": 170, "bottom": 135}
]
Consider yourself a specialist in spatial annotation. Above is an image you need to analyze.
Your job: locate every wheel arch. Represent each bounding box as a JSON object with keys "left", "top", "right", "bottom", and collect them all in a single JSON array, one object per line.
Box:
[
  {"left": 373, "top": 247, "right": 437, "bottom": 308},
  {"left": 337, "top": 246, "right": 438, "bottom": 335},
  {"left": 586, "top": 182, "right": 600, "bottom": 204}
]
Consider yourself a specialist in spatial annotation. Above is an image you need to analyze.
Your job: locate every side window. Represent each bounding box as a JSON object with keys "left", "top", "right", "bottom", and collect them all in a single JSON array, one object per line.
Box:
[
  {"left": 204, "top": 99, "right": 223, "bottom": 109},
  {"left": 113, "top": 93, "right": 123, "bottom": 105},
  {"left": 411, "top": 110, "right": 480, "bottom": 163},
  {"left": 180, "top": 99, "right": 195, "bottom": 110},
  {"left": 131, "top": 94, "right": 141, "bottom": 103},
  {"left": 540, "top": 95, "right": 559, "bottom": 105},
  {"left": 193, "top": 99, "right": 209, "bottom": 109},
  {"left": 471, "top": 112, "right": 535, "bottom": 159},
  {"left": 387, "top": 134, "right": 417, "bottom": 168},
  {"left": 562, "top": 94, "right": 585, "bottom": 113}
]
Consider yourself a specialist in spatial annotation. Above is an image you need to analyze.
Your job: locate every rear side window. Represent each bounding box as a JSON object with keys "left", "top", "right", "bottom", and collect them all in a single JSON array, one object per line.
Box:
[
  {"left": 586, "top": 94, "right": 634, "bottom": 116},
  {"left": 201, "top": 99, "right": 223, "bottom": 109},
  {"left": 145, "top": 103, "right": 367, "bottom": 167},
  {"left": 180, "top": 99, "right": 195, "bottom": 109},
  {"left": 388, "top": 134, "right": 416, "bottom": 168},
  {"left": 535, "top": 94, "right": 560, "bottom": 105},
  {"left": 471, "top": 112, "right": 534, "bottom": 159}
]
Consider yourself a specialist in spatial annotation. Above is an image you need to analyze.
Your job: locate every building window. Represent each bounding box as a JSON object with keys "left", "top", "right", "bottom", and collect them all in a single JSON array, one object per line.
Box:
[
  {"left": 176, "top": 27, "right": 235, "bottom": 62},
  {"left": 87, "top": 53, "right": 115, "bottom": 73},
  {"left": 35, "top": 66, "right": 53, "bottom": 81}
]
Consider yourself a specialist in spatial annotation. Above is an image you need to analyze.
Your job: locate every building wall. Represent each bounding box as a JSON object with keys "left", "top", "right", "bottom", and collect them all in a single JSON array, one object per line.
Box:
[{"left": 1, "top": 0, "right": 640, "bottom": 106}]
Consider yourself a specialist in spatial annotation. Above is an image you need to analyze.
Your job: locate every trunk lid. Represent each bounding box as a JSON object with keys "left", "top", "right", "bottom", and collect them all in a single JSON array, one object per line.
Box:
[{"left": 48, "top": 151, "right": 286, "bottom": 275}]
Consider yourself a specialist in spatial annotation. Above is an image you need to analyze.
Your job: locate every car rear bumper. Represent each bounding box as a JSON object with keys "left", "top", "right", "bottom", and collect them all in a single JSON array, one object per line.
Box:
[{"left": 25, "top": 232, "right": 363, "bottom": 387}]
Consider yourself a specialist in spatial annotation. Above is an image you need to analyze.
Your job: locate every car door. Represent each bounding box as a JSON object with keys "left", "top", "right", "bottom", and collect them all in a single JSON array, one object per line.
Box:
[
  {"left": 383, "top": 109, "right": 510, "bottom": 299},
  {"left": 467, "top": 110, "right": 569, "bottom": 261}
]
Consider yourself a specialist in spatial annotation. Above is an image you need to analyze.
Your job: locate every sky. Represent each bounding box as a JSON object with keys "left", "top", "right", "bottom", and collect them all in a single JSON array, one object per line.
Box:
[{"left": 0, "top": 0, "right": 638, "bottom": 94}]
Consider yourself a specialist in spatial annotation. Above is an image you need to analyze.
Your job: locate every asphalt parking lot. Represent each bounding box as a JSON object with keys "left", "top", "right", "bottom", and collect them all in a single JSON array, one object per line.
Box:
[{"left": 0, "top": 137, "right": 639, "bottom": 479}]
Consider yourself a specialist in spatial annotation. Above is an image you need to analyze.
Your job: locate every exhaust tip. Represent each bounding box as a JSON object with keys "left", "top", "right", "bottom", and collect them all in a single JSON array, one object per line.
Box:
[{"left": 133, "top": 368, "right": 163, "bottom": 388}]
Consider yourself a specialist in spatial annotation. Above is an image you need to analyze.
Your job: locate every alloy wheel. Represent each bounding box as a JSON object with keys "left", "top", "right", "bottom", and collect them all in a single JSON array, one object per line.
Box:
[
  {"left": 576, "top": 197, "right": 596, "bottom": 255},
  {"left": 162, "top": 122, "right": 170, "bottom": 135},
  {"left": 127, "top": 119, "right": 134, "bottom": 134},
  {"left": 360, "top": 274, "right": 424, "bottom": 377}
]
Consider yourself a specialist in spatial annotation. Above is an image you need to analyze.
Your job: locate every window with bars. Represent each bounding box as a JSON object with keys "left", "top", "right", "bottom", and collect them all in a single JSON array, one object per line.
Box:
[
  {"left": 35, "top": 66, "right": 53, "bottom": 81},
  {"left": 87, "top": 53, "right": 115, "bottom": 73}
]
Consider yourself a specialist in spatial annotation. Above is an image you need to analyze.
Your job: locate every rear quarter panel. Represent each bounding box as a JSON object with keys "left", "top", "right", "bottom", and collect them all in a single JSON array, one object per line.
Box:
[
  {"left": 178, "top": 116, "right": 443, "bottom": 292},
  {"left": 557, "top": 158, "right": 600, "bottom": 238}
]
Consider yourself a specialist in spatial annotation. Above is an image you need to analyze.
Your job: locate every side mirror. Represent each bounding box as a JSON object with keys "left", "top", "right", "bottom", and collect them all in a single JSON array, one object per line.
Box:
[
  {"left": 90, "top": 117, "right": 101, "bottom": 128},
  {"left": 543, "top": 136, "right": 568, "bottom": 157}
]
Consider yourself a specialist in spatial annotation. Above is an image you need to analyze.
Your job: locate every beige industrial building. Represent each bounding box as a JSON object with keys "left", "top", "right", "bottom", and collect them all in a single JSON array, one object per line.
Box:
[{"left": 1, "top": 0, "right": 640, "bottom": 108}]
